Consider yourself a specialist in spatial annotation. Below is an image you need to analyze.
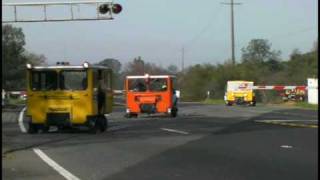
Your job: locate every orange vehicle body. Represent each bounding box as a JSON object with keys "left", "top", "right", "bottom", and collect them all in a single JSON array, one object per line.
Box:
[{"left": 125, "top": 74, "right": 178, "bottom": 117}]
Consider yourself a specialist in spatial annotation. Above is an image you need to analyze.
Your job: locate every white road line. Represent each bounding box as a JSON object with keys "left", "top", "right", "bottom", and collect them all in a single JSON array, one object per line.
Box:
[
  {"left": 255, "top": 120, "right": 318, "bottom": 123},
  {"left": 161, "top": 128, "right": 189, "bottom": 135},
  {"left": 108, "top": 125, "right": 131, "bottom": 131},
  {"left": 18, "top": 107, "right": 27, "bottom": 133},
  {"left": 18, "top": 108, "right": 81, "bottom": 180},
  {"left": 33, "top": 148, "right": 80, "bottom": 180},
  {"left": 280, "top": 145, "right": 293, "bottom": 149}
]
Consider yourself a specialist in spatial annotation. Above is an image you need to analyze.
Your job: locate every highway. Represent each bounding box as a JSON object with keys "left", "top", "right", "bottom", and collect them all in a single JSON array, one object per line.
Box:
[{"left": 2, "top": 103, "right": 318, "bottom": 180}]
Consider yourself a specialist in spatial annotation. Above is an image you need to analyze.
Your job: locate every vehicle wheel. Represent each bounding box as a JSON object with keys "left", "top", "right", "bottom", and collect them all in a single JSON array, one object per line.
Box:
[
  {"left": 89, "top": 119, "right": 98, "bottom": 134},
  {"left": 128, "top": 113, "right": 138, "bottom": 118},
  {"left": 28, "top": 122, "right": 38, "bottom": 134},
  {"left": 251, "top": 101, "right": 256, "bottom": 106},
  {"left": 226, "top": 102, "right": 232, "bottom": 106},
  {"left": 58, "top": 125, "right": 69, "bottom": 132},
  {"left": 99, "top": 116, "right": 108, "bottom": 132},
  {"left": 42, "top": 125, "right": 50, "bottom": 133},
  {"left": 171, "top": 107, "right": 178, "bottom": 117}
]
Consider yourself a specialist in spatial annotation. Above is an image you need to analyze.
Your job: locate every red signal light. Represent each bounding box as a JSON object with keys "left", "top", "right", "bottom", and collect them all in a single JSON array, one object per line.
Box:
[{"left": 112, "top": 4, "right": 122, "bottom": 14}]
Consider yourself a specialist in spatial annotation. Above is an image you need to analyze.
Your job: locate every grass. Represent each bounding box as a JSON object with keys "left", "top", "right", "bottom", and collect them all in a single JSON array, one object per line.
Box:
[
  {"left": 266, "top": 101, "right": 318, "bottom": 110},
  {"left": 203, "top": 98, "right": 226, "bottom": 105},
  {"left": 294, "top": 101, "right": 318, "bottom": 110},
  {"left": 6, "top": 98, "right": 26, "bottom": 105},
  {"left": 203, "top": 98, "right": 318, "bottom": 110}
]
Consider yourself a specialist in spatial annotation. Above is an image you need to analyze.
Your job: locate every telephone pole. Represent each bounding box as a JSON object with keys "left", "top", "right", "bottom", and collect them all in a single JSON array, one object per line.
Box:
[
  {"left": 181, "top": 47, "right": 185, "bottom": 73},
  {"left": 221, "top": 0, "right": 242, "bottom": 65}
]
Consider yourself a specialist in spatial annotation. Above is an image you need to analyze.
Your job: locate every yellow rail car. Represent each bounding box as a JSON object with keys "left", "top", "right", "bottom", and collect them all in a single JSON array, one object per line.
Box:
[
  {"left": 224, "top": 81, "right": 256, "bottom": 106},
  {"left": 26, "top": 62, "right": 113, "bottom": 133}
]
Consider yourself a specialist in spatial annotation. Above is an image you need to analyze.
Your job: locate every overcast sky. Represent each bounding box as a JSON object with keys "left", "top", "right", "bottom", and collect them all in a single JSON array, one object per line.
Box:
[{"left": 2, "top": 0, "right": 318, "bottom": 69}]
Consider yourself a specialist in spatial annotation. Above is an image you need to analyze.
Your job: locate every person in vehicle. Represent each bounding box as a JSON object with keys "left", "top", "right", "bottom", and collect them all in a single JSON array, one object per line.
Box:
[
  {"left": 172, "top": 89, "right": 178, "bottom": 106},
  {"left": 161, "top": 84, "right": 167, "bottom": 91},
  {"left": 134, "top": 81, "right": 146, "bottom": 92},
  {"left": 82, "top": 77, "right": 87, "bottom": 90}
]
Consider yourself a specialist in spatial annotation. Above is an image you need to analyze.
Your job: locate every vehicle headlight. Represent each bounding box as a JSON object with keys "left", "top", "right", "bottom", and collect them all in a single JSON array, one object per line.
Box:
[
  {"left": 26, "top": 63, "right": 32, "bottom": 69},
  {"left": 83, "top": 62, "right": 89, "bottom": 68}
]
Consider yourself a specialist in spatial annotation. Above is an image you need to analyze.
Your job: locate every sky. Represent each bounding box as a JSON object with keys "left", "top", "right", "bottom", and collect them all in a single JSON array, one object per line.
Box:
[{"left": 2, "top": 0, "right": 318, "bottom": 69}]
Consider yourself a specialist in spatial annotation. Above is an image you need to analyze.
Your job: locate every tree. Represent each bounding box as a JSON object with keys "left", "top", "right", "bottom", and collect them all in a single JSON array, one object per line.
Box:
[
  {"left": 123, "top": 56, "right": 145, "bottom": 75},
  {"left": 2, "top": 25, "right": 26, "bottom": 90},
  {"left": 96, "top": 58, "right": 122, "bottom": 89},
  {"left": 123, "top": 56, "right": 169, "bottom": 76},
  {"left": 96, "top": 58, "right": 121, "bottom": 74},
  {"left": 24, "top": 52, "right": 47, "bottom": 65},
  {"left": 241, "top": 39, "right": 281, "bottom": 63},
  {"left": 2, "top": 25, "right": 47, "bottom": 90},
  {"left": 167, "top": 64, "right": 178, "bottom": 75}
]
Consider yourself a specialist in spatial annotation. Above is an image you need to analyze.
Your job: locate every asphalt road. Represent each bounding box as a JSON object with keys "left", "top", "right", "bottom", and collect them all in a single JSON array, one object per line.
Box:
[{"left": 2, "top": 103, "right": 318, "bottom": 180}]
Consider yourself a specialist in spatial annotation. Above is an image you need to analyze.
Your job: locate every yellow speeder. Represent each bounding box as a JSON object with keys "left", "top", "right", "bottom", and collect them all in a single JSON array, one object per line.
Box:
[
  {"left": 224, "top": 81, "right": 256, "bottom": 106},
  {"left": 26, "top": 62, "right": 113, "bottom": 133}
]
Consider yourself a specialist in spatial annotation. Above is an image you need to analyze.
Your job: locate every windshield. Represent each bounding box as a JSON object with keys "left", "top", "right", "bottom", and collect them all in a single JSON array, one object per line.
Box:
[
  {"left": 31, "top": 71, "right": 58, "bottom": 91},
  {"left": 30, "top": 70, "right": 87, "bottom": 91},
  {"left": 128, "top": 78, "right": 169, "bottom": 92},
  {"left": 227, "top": 82, "right": 253, "bottom": 91},
  {"left": 60, "top": 70, "right": 87, "bottom": 90},
  {"left": 128, "top": 79, "right": 147, "bottom": 92},
  {"left": 149, "top": 78, "right": 167, "bottom": 92}
]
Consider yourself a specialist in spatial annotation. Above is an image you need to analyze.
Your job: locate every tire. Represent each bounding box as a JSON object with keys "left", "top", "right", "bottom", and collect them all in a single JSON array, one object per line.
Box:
[
  {"left": 86, "top": 117, "right": 98, "bottom": 134},
  {"left": 28, "top": 122, "right": 38, "bottom": 134},
  {"left": 251, "top": 101, "right": 256, "bottom": 106},
  {"left": 58, "top": 125, "right": 70, "bottom": 132},
  {"left": 99, "top": 116, "right": 108, "bottom": 132},
  {"left": 171, "top": 111, "right": 177, "bottom": 117},
  {"left": 171, "top": 107, "right": 178, "bottom": 117},
  {"left": 127, "top": 113, "right": 138, "bottom": 118},
  {"left": 226, "top": 102, "right": 232, "bottom": 106},
  {"left": 42, "top": 125, "right": 50, "bottom": 133}
]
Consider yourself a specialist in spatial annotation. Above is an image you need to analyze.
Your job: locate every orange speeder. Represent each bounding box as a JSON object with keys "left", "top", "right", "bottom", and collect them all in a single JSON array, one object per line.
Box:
[{"left": 125, "top": 74, "right": 178, "bottom": 118}]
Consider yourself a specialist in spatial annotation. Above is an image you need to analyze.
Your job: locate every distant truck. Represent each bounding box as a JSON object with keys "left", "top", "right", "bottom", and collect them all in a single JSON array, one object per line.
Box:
[
  {"left": 281, "top": 89, "right": 306, "bottom": 102},
  {"left": 224, "top": 81, "right": 256, "bottom": 106}
]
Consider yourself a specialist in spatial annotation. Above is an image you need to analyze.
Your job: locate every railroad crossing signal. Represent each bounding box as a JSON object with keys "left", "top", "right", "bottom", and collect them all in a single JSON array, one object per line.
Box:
[
  {"left": 2, "top": 1, "right": 123, "bottom": 23},
  {"left": 99, "top": 3, "right": 122, "bottom": 14}
]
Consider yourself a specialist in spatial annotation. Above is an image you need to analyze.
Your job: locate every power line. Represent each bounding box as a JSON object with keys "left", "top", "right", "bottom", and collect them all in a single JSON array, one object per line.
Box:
[{"left": 183, "top": 5, "right": 222, "bottom": 50}]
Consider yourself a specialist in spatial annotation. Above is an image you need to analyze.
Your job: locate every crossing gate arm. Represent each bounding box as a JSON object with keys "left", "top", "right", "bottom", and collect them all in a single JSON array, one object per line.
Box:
[
  {"left": 252, "top": 86, "right": 308, "bottom": 90},
  {"left": 2, "top": 0, "right": 116, "bottom": 23}
]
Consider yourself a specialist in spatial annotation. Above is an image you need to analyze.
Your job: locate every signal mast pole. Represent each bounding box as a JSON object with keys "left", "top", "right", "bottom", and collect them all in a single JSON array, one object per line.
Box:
[{"left": 181, "top": 47, "right": 184, "bottom": 73}]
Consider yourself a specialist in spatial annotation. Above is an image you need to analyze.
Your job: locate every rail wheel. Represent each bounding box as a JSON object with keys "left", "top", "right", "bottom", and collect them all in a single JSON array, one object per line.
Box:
[{"left": 28, "top": 122, "right": 38, "bottom": 134}]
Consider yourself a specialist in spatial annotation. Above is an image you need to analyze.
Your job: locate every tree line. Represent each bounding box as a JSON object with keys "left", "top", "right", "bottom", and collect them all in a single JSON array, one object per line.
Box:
[
  {"left": 3, "top": 25, "right": 318, "bottom": 103},
  {"left": 2, "top": 25, "right": 47, "bottom": 90}
]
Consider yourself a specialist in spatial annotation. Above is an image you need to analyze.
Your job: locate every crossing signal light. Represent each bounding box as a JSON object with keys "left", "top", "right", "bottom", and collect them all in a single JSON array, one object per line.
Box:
[
  {"left": 98, "top": 3, "right": 122, "bottom": 14},
  {"left": 111, "top": 4, "right": 122, "bottom": 14}
]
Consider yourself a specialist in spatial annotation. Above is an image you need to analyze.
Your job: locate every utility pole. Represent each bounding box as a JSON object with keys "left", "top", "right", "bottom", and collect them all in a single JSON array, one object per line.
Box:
[
  {"left": 221, "top": 0, "right": 242, "bottom": 65},
  {"left": 181, "top": 47, "right": 185, "bottom": 73}
]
